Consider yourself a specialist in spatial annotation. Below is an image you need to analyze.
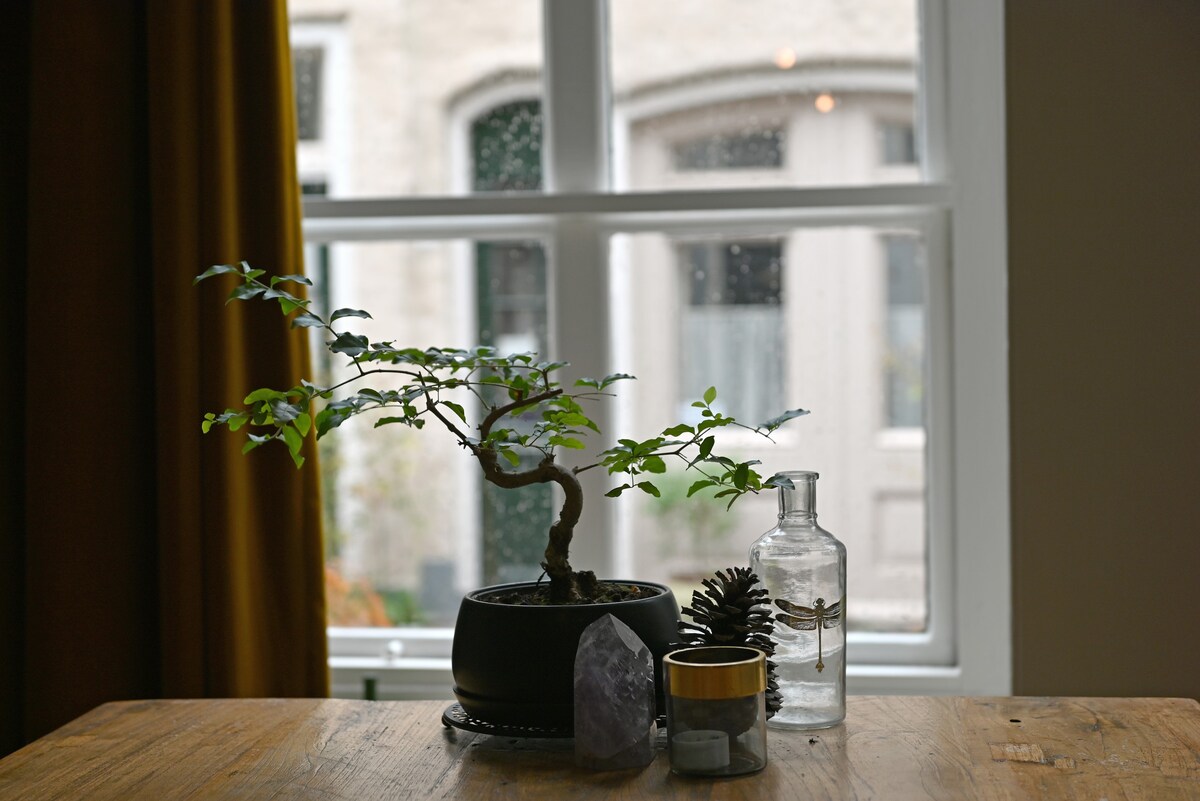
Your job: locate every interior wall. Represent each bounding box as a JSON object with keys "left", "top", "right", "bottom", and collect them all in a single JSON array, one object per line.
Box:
[{"left": 1006, "top": 1, "right": 1200, "bottom": 698}]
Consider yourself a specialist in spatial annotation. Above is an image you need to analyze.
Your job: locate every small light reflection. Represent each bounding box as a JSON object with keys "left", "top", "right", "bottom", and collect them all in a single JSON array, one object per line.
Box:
[
  {"left": 773, "top": 48, "right": 797, "bottom": 70},
  {"left": 814, "top": 92, "right": 836, "bottom": 114}
]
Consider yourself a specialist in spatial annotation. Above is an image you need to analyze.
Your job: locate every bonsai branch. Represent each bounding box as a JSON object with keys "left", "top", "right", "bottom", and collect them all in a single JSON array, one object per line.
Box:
[{"left": 478, "top": 388, "right": 563, "bottom": 440}]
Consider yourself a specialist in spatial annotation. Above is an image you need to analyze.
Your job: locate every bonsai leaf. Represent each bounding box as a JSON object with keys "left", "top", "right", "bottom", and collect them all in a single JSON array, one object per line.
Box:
[
  {"left": 712, "top": 487, "right": 743, "bottom": 511},
  {"left": 193, "top": 263, "right": 242, "bottom": 284},
  {"left": 268, "top": 399, "right": 301, "bottom": 424},
  {"left": 764, "top": 473, "right": 795, "bottom": 490},
  {"left": 262, "top": 286, "right": 298, "bottom": 302},
  {"left": 697, "top": 415, "right": 735, "bottom": 434},
  {"left": 760, "top": 407, "right": 810, "bottom": 433},
  {"left": 599, "top": 372, "right": 635, "bottom": 390},
  {"left": 733, "top": 462, "right": 751, "bottom": 489},
  {"left": 703, "top": 386, "right": 718, "bottom": 405},
  {"left": 291, "top": 312, "right": 326, "bottom": 329},
  {"left": 330, "top": 308, "right": 373, "bottom": 323},
  {"left": 442, "top": 400, "right": 467, "bottom": 424},
  {"left": 280, "top": 297, "right": 307, "bottom": 315},
  {"left": 641, "top": 455, "right": 667, "bottom": 474},
  {"left": 244, "top": 388, "right": 286, "bottom": 405},
  {"left": 330, "top": 332, "right": 369, "bottom": 357},
  {"left": 544, "top": 410, "right": 590, "bottom": 428},
  {"left": 241, "top": 433, "right": 271, "bottom": 455},
  {"left": 637, "top": 481, "right": 661, "bottom": 497},
  {"left": 499, "top": 448, "right": 521, "bottom": 467},
  {"left": 687, "top": 479, "right": 716, "bottom": 497},
  {"left": 605, "top": 483, "right": 633, "bottom": 498},
  {"left": 281, "top": 424, "right": 305, "bottom": 468},
  {"left": 227, "top": 283, "right": 265, "bottom": 303},
  {"left": 316, "top": 406, "right": 352, "bottom": 437},
  {"left": 293, "top": 413, "right": 312, "bottom": 437},
  {"left": 269, "top": 274, "right": 313, "bottom": 287},
  {"left": 549, "top": 435, "right": 585, "bottom": 450},
  {"left": 662, "top": 423, "right": 694, "bottom": 437},
  {"left": 507, "top": 374, "right": 530, "bottom": 398}
]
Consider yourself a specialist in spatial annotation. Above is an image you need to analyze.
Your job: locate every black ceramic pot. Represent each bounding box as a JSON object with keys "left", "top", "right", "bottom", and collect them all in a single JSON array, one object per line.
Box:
[{"left": 451, "top": 580, "right": 680, "bottom": 730}]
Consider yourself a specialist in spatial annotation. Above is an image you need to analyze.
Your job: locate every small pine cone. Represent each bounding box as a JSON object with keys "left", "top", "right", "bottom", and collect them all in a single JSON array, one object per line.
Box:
[{"left": 678, "top": 566, "right": 784, "bottom": 718}]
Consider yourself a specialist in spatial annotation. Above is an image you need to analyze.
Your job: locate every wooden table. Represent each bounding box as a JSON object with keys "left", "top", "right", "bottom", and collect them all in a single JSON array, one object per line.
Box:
[{"left": 1, "top": 697, "right": 1198, "bottom": 799}]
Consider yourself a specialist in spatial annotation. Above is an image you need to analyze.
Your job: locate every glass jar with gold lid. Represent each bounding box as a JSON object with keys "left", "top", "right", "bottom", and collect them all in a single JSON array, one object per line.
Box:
[{"left": 663, "top": 646, "right": 768, "bottom": 776}]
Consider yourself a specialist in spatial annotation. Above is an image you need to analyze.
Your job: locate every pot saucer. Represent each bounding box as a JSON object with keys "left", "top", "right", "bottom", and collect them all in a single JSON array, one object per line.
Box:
[
  {"left": 441, "top": 702, "right": 668, "bottom": 740},
  {"left": 440, "top": 702, "right": 573, "bottom": 738}
]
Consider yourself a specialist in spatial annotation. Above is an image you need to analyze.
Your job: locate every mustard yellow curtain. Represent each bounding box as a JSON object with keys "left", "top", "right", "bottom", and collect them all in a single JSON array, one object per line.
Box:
[{"left": 1, "top": 1, "right": 327, "bottom": 756}]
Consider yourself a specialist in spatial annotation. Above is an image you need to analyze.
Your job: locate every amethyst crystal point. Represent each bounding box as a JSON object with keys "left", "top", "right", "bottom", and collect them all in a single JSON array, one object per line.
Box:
[{"left": 573, "top": 613, "right": 658, "bottom": 770}]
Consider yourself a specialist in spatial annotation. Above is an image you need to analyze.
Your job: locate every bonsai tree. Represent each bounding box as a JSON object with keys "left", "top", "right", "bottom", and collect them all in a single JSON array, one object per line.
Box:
[{"left": 195, "top": 262, "right": 808, "bottom": 603}]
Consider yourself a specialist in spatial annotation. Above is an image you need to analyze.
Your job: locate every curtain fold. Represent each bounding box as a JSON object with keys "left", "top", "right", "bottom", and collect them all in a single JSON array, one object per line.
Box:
[{"left": 1, "top": 1, "right": 327, "bottom": 756}]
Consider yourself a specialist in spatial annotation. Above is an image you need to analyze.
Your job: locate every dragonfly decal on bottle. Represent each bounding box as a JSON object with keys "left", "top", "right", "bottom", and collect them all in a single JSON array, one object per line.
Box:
[{"left": 774, "top": 597, "right": 844, "bottom": 672}]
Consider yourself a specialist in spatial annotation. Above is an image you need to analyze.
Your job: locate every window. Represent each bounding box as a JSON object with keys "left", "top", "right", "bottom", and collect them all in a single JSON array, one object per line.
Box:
[{"left": 295, "top": 0, "right": 1010, "bottom": 699}]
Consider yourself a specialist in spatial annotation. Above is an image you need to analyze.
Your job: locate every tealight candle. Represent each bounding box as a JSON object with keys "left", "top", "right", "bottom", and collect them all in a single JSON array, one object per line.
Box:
[{"left": 670, "top": 730, "right": 730, "bottom": 771}]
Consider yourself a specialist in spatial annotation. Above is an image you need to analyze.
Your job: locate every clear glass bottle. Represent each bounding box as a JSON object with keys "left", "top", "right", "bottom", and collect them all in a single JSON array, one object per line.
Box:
[{"left": 749, "top": 471, "right": 846, "bottom": 729}]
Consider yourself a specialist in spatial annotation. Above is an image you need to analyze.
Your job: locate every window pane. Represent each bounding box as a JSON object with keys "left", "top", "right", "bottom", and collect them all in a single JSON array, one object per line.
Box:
[
  {"left": 309, "top": 239, "right": 554, "bottom": 626},
  {"left": 611, "top": 227, "right": 928, "bottom": 633},
  {"left": 679, "top": 240, "right": 785, "bottom": 424},
  {"left": 884, "top": 235, "right": 925, "bottom": 428},
  {"left": 472, "top": 101, "right": 544, "bottom": 193},
  {"left": 475, "top": 241, "right": 553, "bottom": 585},
  {"left": 293, "top": 47, "right": 324, "bottom": 142},
  {"left": 288, "top": 1, "right": 543, "bottom": 197},
  {"left": 610, "top": 0, "right": 921, "bottom": 190}
]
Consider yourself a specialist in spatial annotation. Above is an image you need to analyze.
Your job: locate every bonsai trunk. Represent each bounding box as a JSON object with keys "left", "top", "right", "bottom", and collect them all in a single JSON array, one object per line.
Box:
[
  {"left": 475, "top": 448, "right": 590, "bottom": 602},
  {"left": 463, "top": 388, "right": 596, "bottom": 603}
]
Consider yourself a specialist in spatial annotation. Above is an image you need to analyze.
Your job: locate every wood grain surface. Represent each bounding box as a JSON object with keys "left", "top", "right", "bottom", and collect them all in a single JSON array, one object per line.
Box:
[{"left": 1, "top": 696, "right": 1197, "bottom": 799}]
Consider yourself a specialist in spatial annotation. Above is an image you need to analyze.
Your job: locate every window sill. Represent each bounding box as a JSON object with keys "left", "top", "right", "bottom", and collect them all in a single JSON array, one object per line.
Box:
[{"left": 874, "top": 427, "right": 925, "bottom": 450}]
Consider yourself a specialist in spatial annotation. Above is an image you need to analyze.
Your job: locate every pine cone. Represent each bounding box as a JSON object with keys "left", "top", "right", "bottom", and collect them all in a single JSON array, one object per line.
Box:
[{"left": 679, "top": 566, "right": 783, "bottom": 718}]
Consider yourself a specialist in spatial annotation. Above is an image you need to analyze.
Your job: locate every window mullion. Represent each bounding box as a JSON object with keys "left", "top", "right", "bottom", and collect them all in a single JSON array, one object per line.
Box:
[
  {"left": 918, "top": 0, "right": 949, "bottom": 181},
  {"left": 542, "top": 0, "right": 610, "bottom": 193},
  {"left": 541, "top": 1, "right": 615, "bottom": 576},
  {"left": 944, "top": 0, "right": 1011, "bottom": 694}
]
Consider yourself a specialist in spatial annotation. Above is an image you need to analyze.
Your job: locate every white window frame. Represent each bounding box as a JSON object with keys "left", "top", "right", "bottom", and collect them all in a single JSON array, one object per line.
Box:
[{"left": 314, "top": 0, "right": 1009, "bottom": 699}]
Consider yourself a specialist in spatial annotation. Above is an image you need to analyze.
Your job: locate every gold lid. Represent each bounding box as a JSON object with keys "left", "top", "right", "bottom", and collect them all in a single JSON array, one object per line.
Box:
[{"left": 664, "top": 646, "right": 767, "bottom": 700}]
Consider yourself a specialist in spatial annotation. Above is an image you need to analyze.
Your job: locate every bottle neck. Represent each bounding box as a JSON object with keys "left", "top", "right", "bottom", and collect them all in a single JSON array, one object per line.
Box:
[{"left": 778, "top": 475, "right": 817, "bottom": 521}]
